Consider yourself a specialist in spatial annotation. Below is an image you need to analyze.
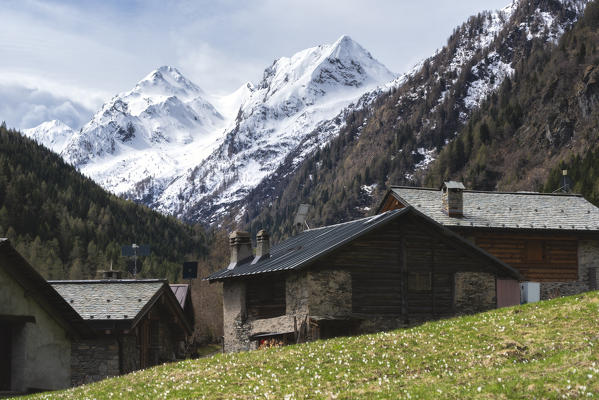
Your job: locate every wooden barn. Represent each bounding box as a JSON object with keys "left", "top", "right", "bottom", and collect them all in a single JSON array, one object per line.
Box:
[
  {"left": 207, "top": 207, "right": 522, "bottom": 352},
  {"left": 378, "top": 182, "right": 599, "bottom": 299}
]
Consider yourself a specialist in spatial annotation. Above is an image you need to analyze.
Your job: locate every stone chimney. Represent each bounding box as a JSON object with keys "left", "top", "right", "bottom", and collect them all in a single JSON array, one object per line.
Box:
[
  {"left": 102, "top": 270, "right": 122, "bottom": 279},
  {"left": 442, "top": 181, "right": 465, "bottom": 217},
  {"left": 96, "top": 262, "right": 122, "bottom": 279},
  {"left": 252, "top": 230, "right": 270, "bottom": 264},
  {"left": 228, "top": 231, "right": 252, "bottom": 270}
]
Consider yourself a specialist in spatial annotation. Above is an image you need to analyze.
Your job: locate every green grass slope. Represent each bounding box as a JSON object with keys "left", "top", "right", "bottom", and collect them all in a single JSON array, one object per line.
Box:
[{"left": 27, "top": 293, "right": 599, "bottom": 399}]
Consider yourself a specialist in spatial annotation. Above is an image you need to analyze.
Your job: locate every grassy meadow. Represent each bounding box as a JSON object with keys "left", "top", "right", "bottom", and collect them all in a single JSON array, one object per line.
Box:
[{"left": 25, "top": 292, "right": 599, "bottom": 399}]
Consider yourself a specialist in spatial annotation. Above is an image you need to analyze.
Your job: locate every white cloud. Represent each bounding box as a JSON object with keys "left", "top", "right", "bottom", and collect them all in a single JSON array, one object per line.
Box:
[{"left": 1, "top": 0, "right": 511, "bottom": 128}]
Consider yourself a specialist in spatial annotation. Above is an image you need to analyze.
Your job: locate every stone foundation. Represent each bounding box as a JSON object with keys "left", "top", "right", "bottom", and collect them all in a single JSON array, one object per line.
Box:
[
  {"left": 71, "top": 338, "right": 119, "bottom": 386},
  {"left": 454, "top": 272, "right": 496, "bottom": 314},
  {"left": 308, "top": 269, "right": 352, "bottom": 317},
  {"left": 540, "top": 240, "right": 599, "bottom": 299},
  {"left": 223, "top": 269, "right": 352, "bottom": 352}
]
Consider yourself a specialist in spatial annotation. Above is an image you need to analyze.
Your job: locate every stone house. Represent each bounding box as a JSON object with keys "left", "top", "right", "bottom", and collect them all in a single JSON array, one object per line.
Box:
[
  {"left": 50, "top": 279, "right": 192, "bottom": 386},
  {"left": 0, "top": 238, "right": 90, "bottom": 394},
  {"left": 207, "top": 207, "right": 522, "bottom": 352},
  {"left": 378, "top": 182, "right": 599, "bottom": 299}
]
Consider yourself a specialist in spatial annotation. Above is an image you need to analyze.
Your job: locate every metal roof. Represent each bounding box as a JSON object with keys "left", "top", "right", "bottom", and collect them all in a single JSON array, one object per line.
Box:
[
  {"left": 208, "top": 209, "right": 410, "bottom": 281},
  {"left": 388, "top": 187, "right": 599, "bottom": 232},
  {"left": 50, "top": 280, "right": 165, "bottom": 321},
  {"left": 170, "top": 284, "right": 190, "bottom": 309},
  {"left": 0, "top": 239, "right": 91, "bottom": 337},
  {"left": 207, "top": 207, "right": 522, "bottom": 281}
]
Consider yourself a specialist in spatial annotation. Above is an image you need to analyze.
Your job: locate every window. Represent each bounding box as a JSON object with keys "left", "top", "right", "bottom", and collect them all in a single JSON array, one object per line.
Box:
[
  {"left": 525, "top": 240, "right": 545, "bottom": 263},
  {"left": 246, "top": 277, "right": 286, "bottom": 319},
  {"left": 408, "top": 272, "right": 432, "bottom": 292}
]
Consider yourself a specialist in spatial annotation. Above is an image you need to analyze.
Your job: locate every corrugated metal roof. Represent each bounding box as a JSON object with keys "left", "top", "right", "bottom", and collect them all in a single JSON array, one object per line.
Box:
[
  {"left": 207, "top": 209, "right": 410, "bottom": 281},
  {"left": 50, "top": 280, "right": 165, "bottom": 321},
  {"left": 170, "top": 284, "right": 189, "bottom": 308},
  {"left": 390, "top": 187, "right": 599, "bottom": 231},
  {"left": 207, "top": 207, "right": 522, "bottom": 281}
]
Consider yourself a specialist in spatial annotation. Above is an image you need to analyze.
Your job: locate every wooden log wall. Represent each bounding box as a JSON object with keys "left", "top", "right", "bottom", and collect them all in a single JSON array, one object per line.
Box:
[
  {"left": 246, "top": 276, "right": 286, "bottom": 319},
  {"left": 313, "top": 215, "right": 502, "bottom": 321},
  {"left": 315, "top": 223, "right": 402, "bottom": 316},
  {"left": 475, "top": 234, "right": 578, "bottom": 282}
]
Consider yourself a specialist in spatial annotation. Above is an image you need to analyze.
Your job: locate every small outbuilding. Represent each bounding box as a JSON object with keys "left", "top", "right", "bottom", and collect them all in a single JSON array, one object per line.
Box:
[
  {"left": 50, "top": 279, "right": 192, "bottom": 386},
  {"left": 207, "top": 207, "right": 522, "bottom": 352},
  {"left": 0, "top": 239, "right": 89, "bottom": 394}
]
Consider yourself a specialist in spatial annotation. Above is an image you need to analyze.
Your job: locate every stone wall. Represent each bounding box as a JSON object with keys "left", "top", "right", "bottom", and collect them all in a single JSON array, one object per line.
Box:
[
  {"left": 540, "top": 239, "right": 599, "bottom": 299},
  {"left": 71, "top": 338, "right": 119, "bottom": 386},
  {"left": 223, "top": 269, "right": 354, "bottom": 352},
  {"left": 222, "top": 280, "right": 250, "bottom": 352},
  {"left": 308, "top": 269, "right": 352, "bottom": 317},
  {"left": 0, "top": 267, "right": 72, "bottom": 392},
  {"left": 285, "top": 272, "right": 310, "bottom": 317},
  {"left": 454, "top": 272, "right": 496, "bottom": 314}
]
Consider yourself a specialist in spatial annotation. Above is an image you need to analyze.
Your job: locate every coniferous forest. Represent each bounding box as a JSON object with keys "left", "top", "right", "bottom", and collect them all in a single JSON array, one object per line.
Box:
[{"left": 0, "top": 124, "right": 208, "bottom": 281}]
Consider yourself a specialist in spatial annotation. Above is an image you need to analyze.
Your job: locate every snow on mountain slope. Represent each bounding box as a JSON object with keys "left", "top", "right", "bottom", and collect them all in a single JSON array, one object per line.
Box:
[
  {"left": 145, "top": 35, "right": 395, "bottom": 220},
  {"left": 59, "top": 66, "right": 227, "bottom": 195},
  {"left": 23, "top": 119, "right": 74, "bottom": 153}
]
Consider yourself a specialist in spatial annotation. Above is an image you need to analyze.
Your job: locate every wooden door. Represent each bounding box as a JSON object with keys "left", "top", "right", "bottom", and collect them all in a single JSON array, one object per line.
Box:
[
  {"left": 0, "top": 326, "right": 11, "bottom": 390},
  {"left": 497, "top": 279, "right": 521, "bottom": 308},
  {"left": 139, "top": 321, "right": 150, "bottom": 369}
]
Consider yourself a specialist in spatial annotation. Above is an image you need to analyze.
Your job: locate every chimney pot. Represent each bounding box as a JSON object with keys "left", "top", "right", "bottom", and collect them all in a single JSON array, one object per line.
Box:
[
  {"left": 228, "top": 231, "right": 252, "bottom": 269},
  {"left": 252, "top": 230, "right": 270, "bottom": 264},
  {"left": 442, "top": 181, "right": 465, "bottom": 217}
]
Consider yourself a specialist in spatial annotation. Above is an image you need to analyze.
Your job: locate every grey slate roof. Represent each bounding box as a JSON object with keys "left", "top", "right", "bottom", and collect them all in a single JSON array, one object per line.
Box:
[
  {"left": 50, "top": 280, "right": 165, "bottom": 321},
  {"left": 207, "top": 207, "right": 522, "bottom": 281},
  {"left": 389, "top": 187, "right": 599, "bottom": 232}
]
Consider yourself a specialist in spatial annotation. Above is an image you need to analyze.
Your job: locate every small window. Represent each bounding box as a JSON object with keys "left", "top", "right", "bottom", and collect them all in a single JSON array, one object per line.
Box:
[
  {"left": 408, "top": 272, "right": 432, "bottom": 292},
  {"left": 525, "top": 240, "right": 545, "bottom": 263},
  {"left": 246, "top": 277, "right": 286, "bottom": 319}
]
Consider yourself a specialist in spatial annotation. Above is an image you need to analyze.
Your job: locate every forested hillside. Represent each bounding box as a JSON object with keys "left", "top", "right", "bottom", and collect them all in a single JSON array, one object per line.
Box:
[
  {"left": 427, "top": 1, "right": 599, "bottom": 190},
  {"left": 234, "top": 0, "right": 592, "bottom": 241},
  {"left": 0, "top": 124, "right": 207, "bottom": 281}
]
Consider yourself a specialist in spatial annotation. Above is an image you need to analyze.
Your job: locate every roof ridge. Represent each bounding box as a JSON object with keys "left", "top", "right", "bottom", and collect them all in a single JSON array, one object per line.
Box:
[
  {"left": 306, "top": 209, "right": 398, "bottom": 232},
  {"left": 49, "top": 279, "right": 166, "bottom": 284},
  {"left": 392, "top": 186, "right": 583, "bottom": 197}
]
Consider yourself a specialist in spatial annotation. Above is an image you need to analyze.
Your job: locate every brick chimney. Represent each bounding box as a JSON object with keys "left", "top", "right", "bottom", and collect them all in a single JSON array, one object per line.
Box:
[
  {"left": 442, "top": 181, "right": 465, "bottom": 217},
  {"left": 252, "top": 230, "right": 270, "bottom": 264},
  {"left": 228, "top": 231, "right": 252, "bottom": 269}
]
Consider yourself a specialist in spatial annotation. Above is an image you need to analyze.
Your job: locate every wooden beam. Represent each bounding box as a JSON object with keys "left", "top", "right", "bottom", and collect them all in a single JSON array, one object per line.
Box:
[{"left": 400, "top": 234, "right": 408, "bottom": 323}]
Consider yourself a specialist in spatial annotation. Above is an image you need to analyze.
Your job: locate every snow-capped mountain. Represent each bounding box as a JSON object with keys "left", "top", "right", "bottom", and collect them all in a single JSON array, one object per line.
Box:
[
  {"left": 127, "top": 35, "right": 395, "bottom": 220},
  {"left": 24, "top": 0, "right": 589, "bottom": 227},
  {"left": 230, "top": 0, "right": 591, "bottom": 232},
  {"left": 23, "top": 120, "right": 74, "bottom": 152},
  {"left": 54, "top": 66, "right": 231, "bottom": 195}
]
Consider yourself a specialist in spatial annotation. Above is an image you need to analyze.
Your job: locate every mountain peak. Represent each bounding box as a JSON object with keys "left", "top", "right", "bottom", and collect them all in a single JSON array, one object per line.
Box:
[
  {"left": 22, "top": 119, "right": 74, "bottom": 153},
  {"left": 135, "top": 65, "right": 203, "bottom": 99}
]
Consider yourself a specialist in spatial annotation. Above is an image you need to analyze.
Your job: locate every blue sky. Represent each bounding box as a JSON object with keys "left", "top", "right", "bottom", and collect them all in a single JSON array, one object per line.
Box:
[{"left": 1, "top": 0, "right": 511, "bottom": 130}]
